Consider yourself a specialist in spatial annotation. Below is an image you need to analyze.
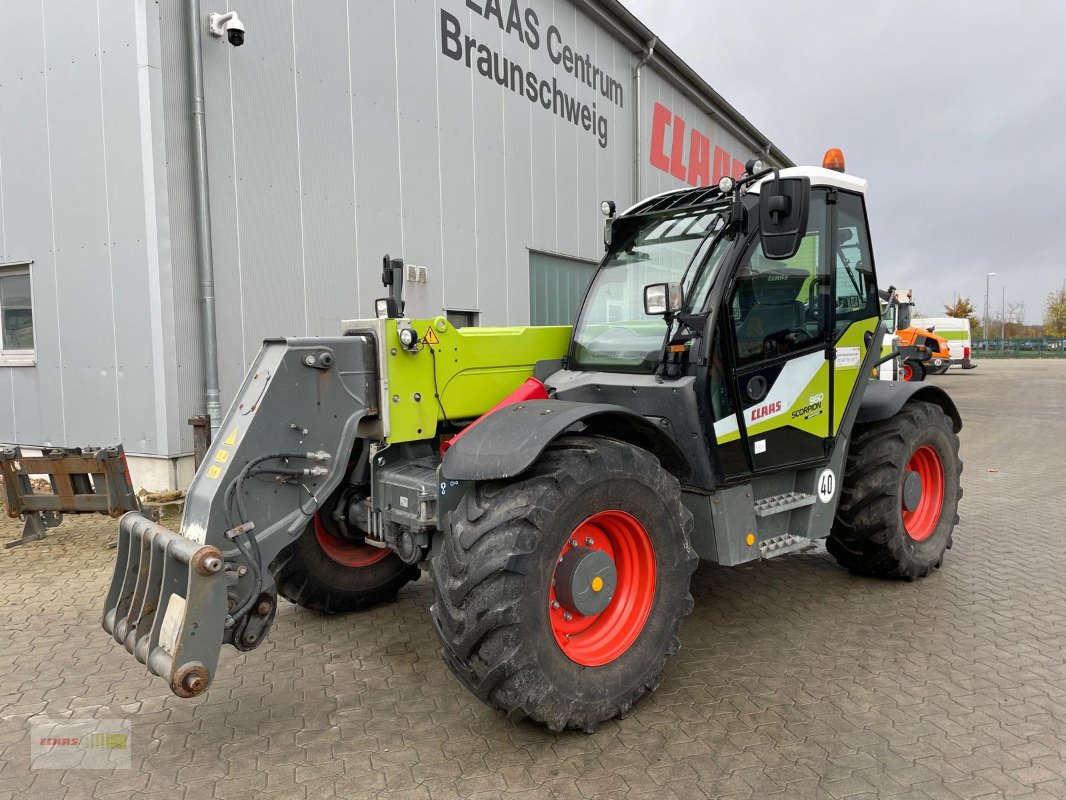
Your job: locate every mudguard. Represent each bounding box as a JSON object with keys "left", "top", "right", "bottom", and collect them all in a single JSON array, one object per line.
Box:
[
  {"left": 440, "top": 399, "right": 692, "bottom": 482},
  {"left": 857, "top": 381, "right": 962, "bottom": 432}
]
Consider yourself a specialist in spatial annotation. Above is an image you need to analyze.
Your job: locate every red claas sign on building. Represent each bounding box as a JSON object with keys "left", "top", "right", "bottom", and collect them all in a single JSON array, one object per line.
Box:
[{"left": 649, "top": 102, "right": 747, "bottom": 187}]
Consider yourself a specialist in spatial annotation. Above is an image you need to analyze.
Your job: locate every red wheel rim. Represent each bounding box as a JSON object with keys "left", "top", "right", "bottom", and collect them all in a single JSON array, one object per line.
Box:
[
  {"left": 549, "top": 510, "right": 656, "bottom": 666},
  {"left": 902, "top": 363, "right": 914, "bottom": 381},
  {"left": 313, "top": 513, "right": 391, "bottom": 567},
  {"left": 902, "top": 445, "right": 944, "bottom": 541}
]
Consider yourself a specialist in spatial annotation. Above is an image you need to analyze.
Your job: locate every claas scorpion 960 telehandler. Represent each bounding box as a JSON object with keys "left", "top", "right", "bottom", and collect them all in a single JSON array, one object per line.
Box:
[{"left": 103, "top": 153, "right": 962, "bottom": 732}]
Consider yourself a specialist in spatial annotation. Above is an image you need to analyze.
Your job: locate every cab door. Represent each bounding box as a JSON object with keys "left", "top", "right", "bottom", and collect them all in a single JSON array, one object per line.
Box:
[
  {"left": 710, "top": 189, "right": 833, "bottom": 478},
  {"left": 827, "top": 191, "right": 881, "bottom": 429}
]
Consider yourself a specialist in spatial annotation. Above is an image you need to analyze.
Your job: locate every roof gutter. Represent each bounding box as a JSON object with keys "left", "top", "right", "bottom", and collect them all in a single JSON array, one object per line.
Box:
[{"left": 632, "top": 36, "right": 657, "bottom": 200}]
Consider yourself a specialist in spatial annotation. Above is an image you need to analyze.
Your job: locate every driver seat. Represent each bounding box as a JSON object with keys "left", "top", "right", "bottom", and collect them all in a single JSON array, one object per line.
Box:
[{"left": 736, "top": 300, "right": 807, "bottom": 356}]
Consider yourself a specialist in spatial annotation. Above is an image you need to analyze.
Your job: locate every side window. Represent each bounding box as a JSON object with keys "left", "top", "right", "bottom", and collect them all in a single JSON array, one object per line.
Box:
[
  {"left": 729, "top": 191, "right": 829, "bottom": 368},
  {"left": 832, "top": 192, "right": 879, "bottom": 338}
]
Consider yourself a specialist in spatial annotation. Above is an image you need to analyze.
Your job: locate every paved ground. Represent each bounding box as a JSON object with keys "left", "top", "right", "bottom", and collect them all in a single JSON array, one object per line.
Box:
[{"left": 1, "top": 360, "right": 1065, "bottom": 800}]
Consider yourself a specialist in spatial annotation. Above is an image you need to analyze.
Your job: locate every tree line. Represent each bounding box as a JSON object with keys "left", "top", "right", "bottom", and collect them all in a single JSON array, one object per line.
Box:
[{"left": 917, "top": 290, "right": 1066, "bottom": 339}]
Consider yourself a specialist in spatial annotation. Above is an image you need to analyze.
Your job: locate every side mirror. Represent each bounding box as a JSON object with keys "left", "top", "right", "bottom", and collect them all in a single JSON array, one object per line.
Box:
[
  {"left": 758, "top": 176, "right": 811, "bottom": 260},
  {"left": 644, "top": 282, "right": 683, "bottom": 317}
]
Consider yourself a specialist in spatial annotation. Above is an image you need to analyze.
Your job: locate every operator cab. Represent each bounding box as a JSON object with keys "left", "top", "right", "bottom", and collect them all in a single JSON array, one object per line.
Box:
[{"left": 554, "top": 151, "right": 891, "bottom": 485}]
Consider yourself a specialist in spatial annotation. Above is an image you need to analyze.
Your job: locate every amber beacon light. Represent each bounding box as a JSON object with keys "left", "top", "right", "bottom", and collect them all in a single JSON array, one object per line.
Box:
[{"left": 822, "top": 148, "right": 846, "bottom": 172}]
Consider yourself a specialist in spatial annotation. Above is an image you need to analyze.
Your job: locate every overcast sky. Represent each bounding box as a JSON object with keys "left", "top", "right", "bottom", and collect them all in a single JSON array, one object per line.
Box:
[{"left": 621, "top": 0, "right": 1066, "bottom": 324}]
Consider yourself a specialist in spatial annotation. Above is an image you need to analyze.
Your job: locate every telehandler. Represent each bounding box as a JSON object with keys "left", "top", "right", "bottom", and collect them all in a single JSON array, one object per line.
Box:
[{"left": 103, "top": 152, "right": 962, "bottom": 732}]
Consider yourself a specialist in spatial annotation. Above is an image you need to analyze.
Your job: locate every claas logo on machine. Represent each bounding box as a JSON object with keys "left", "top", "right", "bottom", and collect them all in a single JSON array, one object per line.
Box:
[{"left": 751, "top": 401, "right": 782, "bottom": 421}]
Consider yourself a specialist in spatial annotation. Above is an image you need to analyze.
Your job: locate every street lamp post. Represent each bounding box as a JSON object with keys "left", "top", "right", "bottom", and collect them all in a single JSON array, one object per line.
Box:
[
  {"left": 985, "top": 271, "right": 996, "bottom": 350},
  {"left": 1001, "top": 286, "right": 1005, "bottom": 343}
]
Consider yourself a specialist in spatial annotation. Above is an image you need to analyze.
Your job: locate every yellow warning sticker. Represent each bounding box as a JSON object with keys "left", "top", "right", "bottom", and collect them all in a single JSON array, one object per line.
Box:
[
  {"left": 223, "top": 427, "right": 239, "bottom": 446},
  {"left": 423, "top": 328, "right": 439, "bottom": 345},
  {"left": 206, "top": 465, "right": 222, "bottom": 480},
  {"left": 214, "top": 448, "right": 229, "bottom": 463}
]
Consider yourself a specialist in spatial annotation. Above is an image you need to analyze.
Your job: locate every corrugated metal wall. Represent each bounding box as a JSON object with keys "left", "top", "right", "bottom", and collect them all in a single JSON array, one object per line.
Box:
[
  {"left": 0, "top": 0, "right": 174, "bottom": 455},
  {"left": 1, "top": 0, "right": 777, "bottom": 459}
]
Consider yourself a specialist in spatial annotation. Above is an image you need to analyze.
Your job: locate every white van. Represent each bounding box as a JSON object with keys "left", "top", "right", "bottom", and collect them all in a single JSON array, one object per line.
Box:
[
  {"left": 916, "top": 317, "right": 975, "bottom": 373},
  {"left": 875, "top": 332, "right": 900, "bottom": 381}
]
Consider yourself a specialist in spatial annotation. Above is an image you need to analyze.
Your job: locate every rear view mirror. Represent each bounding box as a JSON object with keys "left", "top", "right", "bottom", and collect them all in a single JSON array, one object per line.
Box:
[
  {"left": 759, "top": 176, "right": 811, "bottom": 260},
  {"left": 644, "top": 282, "right": 683, "bottom": 316}
]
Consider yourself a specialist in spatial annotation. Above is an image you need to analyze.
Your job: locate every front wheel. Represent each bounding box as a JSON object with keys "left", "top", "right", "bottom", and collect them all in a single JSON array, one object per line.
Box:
[
  {"left": 901, "top": 360, "right": 927, "bottom": 382},
  {"left": 430, "top": 436, "right": 697, "bottom": 732},
  {"left": 827, "top": 400, "right": 962, "bottom": 580}
]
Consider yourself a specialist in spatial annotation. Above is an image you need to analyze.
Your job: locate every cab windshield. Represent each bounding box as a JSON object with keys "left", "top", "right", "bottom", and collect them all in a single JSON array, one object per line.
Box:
[{"left": 571, "top": 207, "right": 732, "bottom": 372}]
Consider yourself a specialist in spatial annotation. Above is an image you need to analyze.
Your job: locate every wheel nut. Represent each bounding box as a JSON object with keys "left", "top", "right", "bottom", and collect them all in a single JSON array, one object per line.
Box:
[
  {"left": 569, "top": 539, "right": 579, "bottom": 548},
  {"left": 584, "top": 537, "right": 594, "bottom": 546},
  {"left": 551, "top": 600, "right": 560, "bottom": 609},
  {"left": 562, "top": 612, "right": 573, "bottom": 622}
]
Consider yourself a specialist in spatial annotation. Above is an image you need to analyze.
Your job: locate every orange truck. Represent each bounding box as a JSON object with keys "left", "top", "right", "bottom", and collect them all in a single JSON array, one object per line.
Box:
[{"left": 896, "top": 324, "right": 952, "bottom": 381}]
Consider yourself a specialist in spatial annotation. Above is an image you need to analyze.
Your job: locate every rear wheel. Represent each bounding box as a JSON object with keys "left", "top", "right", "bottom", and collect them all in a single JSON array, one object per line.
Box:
[
  {"left": 827, "top": 400, "right": 962, "bottom": 579},
  {"left": 430, "top": 436, "right": 696, "bottom": 732},
  {"left": 272, "top": 508, "right": 419, "bottom": 613},
  {"left": 901, "top": 360, "right": 926, "bottom": 382}
]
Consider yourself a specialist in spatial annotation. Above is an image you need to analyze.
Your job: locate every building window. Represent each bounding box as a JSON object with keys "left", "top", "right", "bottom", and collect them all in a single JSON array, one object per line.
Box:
[
  {"left": 446, "top": 309, "right": 480, "bottom": 328},
  {"left": 0, "top": 264, "right": 35, "bottom": 364},
  {"left": 529, "top": 250, "right": 597, "bottom": 326}
]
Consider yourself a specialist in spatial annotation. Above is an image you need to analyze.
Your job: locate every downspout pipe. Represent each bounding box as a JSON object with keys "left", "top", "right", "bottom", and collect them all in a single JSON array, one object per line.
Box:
[
  {"left": 188, "top": 0, "right": 222, "bottom": 434},
  {"left": 632, "top": 37, "right": 657, "bottom": 203}
]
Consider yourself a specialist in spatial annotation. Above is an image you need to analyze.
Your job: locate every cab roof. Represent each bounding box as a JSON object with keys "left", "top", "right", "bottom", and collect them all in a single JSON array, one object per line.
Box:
[
  {"left": 748, "top": 166, "right": 867, "bottom": 195},
  {"left": 622, "top": 166, "right": 867, "bottom": 217}
]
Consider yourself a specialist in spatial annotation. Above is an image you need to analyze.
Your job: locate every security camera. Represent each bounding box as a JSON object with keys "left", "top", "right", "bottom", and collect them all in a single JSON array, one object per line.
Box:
[{"left": 209, "top": 11, "right": 245, "bottom": 47}]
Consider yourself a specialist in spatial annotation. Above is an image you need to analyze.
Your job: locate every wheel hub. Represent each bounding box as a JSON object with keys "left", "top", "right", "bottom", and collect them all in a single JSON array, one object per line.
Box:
[
  {"left": 901, "top": 444, "right": 945, "bottom": 542},
  {"left": 554, "top": 546, "right": 617, "bottom": 617},
  {"left": 548, "top": 510, "right": 657, "bottom": 667},
  {"left": 902, "top": 470, "right": 923, "bottom": 512}
]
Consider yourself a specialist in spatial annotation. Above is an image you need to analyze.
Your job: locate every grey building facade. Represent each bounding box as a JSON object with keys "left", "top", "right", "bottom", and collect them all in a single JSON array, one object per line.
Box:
[{"left": 0, "top": 0, "right": 787, "bottom": 489}]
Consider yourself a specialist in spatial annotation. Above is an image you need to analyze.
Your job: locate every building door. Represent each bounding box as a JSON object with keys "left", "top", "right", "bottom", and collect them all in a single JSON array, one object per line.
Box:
[{"left": 529, "top": 251, "right": 597, "bottom": 326}]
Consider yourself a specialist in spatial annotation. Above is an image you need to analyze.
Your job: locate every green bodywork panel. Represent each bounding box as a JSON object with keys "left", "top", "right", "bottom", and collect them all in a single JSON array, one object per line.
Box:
[
  {"left": 933, "top": 329, "right": 967, "bottom": 342},
  {"left": 381, "top": 318, "right": 571, "bottom": 443},
  {"left": 831, "top": 318, "right": 879, "bottom": 432},
  {"left": 715, "top": 316, "right": 879, "bottom": 444}
]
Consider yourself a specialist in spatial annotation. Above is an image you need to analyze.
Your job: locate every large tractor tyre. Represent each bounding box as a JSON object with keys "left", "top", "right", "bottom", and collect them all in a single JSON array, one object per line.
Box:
[
  {"left": 901, "top": 360, "right": 926, "bottom": 382},
  {"left": 430, "top": 436, "right": 697, "bottom": 732},
  {"left": 272, "top": 512, "right": 419, "bottom": 613},
  {"left": 827, "top": 400, "right": 962, "bottom": 580}
]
